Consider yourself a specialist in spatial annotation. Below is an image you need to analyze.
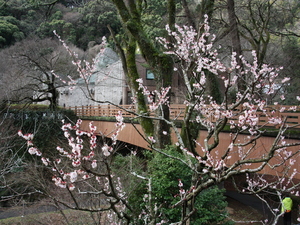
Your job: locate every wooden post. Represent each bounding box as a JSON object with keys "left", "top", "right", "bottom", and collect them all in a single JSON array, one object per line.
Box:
[
  {"left": 97, "top": 105, "right": 101, "bottom": 117},
  {"left": 274, "top": 104, "right": 280, "bottom": 129},
  {"left": 89, "top": 105, "right": 92, "bottom": 117},
  {"left": 107, "top": 105, "right": 110, "bottom": 117}
]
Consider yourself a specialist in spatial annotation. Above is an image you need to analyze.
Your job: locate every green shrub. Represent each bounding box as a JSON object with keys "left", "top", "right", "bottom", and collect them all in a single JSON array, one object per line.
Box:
[
  {"left": 192, "top": 186, "right": 233, "bottom": 225},
  {"left": 114, "top": 146, "right": 232, "bottom": 224},
  {"left": 148, "top": 146, "right": 232, "bottom": 224}
]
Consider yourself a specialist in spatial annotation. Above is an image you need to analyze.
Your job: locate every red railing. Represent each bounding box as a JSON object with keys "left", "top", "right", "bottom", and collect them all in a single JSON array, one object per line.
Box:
[{"left": 67, "top": 104, "right": 300, "bottom": 128}]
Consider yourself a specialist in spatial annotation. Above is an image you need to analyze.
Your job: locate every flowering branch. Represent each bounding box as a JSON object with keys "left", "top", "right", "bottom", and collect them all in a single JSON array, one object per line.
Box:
[{"left": 18, "top": 114, "right": 134, "bottom": 223}]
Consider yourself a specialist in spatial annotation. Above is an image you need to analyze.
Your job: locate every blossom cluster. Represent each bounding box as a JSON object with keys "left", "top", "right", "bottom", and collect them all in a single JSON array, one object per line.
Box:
[
  {"left": 18, "top": 115, "right": 125, "bottom": 192},
  {"left": 53, "top": 30, "right": 107, "bottom": 91},
  {"left": 158, "top": 15, "right": 226, "bottom": 76},
  {"left": 136, "top": 78, "right": 171, "bottom": 112},
  {"left": 111, "top": 111, "right": 125, "bottom": 145},
  {"left": 157, "top": 14, "right": 291, "bottom": 138}
]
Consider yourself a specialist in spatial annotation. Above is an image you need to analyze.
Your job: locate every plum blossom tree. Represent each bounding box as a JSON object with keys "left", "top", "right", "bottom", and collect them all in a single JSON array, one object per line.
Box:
[
  {"left": 19, "top": 16, "right": 300, "bottom": 224},
  {"left": 0, "top": 110, "right": 28, "bottom": 205},
  {"left": 18, "top": 113, "right": 138, "bottom": 224}
]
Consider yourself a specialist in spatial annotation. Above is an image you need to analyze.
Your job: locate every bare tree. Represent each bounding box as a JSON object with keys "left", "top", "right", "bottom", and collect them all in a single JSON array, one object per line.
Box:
[{"left": 0, "top": 37, "right": 84, "bottom": 110}]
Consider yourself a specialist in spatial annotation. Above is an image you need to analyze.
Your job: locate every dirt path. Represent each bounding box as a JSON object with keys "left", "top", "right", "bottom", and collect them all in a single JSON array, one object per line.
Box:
[{"left": 0, "top": 201, "right": 58, "bottom": 220}]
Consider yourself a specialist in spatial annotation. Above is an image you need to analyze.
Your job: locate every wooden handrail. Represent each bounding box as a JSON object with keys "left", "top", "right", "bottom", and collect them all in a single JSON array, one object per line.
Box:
[{"left": 67, "top": 104, "right": 300, "bottom": 128}]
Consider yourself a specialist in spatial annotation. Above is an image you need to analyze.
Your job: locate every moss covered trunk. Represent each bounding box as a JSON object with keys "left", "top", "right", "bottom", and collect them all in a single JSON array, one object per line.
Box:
[
  {"left": 126, "top": 38, "right": 155, "bottom": 137},
  {"left": 111, "top": 0, "right": 175, "bottom": 148}
]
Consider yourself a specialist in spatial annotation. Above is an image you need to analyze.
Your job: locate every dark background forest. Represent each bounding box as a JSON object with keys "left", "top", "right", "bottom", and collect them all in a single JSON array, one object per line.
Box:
[{"left": 0, "top": 0, "right": 300, "bottom": 106}]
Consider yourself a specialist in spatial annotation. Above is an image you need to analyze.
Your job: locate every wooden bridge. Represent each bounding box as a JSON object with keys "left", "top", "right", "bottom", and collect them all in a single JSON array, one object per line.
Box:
[
  {"left": 69, "top": 104, "right": 300, "bottom": 180},
  {"left": 68, "top": 104, "right": 300, "bottom": 127}
]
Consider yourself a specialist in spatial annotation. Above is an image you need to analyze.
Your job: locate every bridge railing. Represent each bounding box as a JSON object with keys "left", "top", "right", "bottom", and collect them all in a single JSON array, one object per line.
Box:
[
  {"left": 67, "top": 104, "right": 300, "bottom": 128},
  {"left": 67, "top": 104, "right": 187, "bottom": 120}
]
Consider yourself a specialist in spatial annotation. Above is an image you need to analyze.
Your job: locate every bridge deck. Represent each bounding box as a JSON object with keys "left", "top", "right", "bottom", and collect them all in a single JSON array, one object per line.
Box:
[{"left": 80, "top": 119, "right": 300, "bottom": 181}]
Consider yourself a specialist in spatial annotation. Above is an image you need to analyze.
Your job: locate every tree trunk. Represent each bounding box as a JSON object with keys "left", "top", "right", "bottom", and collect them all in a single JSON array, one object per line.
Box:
[
  {"left": 108, "top": 25, "right": 155, "bottom": 137},
  {"left": 111, "top": 0, "right": 174, "bottom": 148},
  {"left": 227, "top": 0, "right": 245, "bottom": 91},
  {"left": 126, "top": 39, "right": 155, "bottom": 137},
  {"left": 198, "top": 1, "right": 222, "bottom": 102}
]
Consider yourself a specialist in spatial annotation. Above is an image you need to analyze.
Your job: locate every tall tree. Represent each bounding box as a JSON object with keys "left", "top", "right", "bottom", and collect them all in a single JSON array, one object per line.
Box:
[
  {"left": 0, "top": 16, "right": 24, "bottom": 47},
  {"left": 108, "top": 0, "right": 225, "bottom": 148},
  {"left": 109, "top": 0, "right": 176, "bottom": 148},
  {"left": 220, "top": 0, "right": 300, "bottom": 104},
  {"left": 226, "top": 0, "right": 245, "bottom": 91},
  {"left": 77, "top": 0, "right": 121, "bottom": 49}
]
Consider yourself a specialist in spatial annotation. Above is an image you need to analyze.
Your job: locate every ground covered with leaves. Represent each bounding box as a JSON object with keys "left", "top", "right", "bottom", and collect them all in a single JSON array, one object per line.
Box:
[{"left": 0, "top": 197, "right": 264, "bottom": 225}]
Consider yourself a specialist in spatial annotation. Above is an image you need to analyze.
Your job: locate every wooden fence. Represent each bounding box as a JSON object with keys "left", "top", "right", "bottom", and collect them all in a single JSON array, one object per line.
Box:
[{"left": 67, "top": 104, "right": 300, "bottom": 128}]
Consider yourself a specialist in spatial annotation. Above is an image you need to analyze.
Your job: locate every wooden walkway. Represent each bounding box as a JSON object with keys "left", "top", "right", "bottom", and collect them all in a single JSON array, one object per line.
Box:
[{"left": 68, "top": 104, "right": 300, "bottom": 128}]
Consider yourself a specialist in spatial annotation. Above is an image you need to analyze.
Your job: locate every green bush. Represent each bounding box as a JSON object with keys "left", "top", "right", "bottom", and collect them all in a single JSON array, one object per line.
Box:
[
  {"left": 149, "top": 146, "right": 232, "bottom": 224},
  {"left": 192, "top": 187, "right": 233, "bottom": 225},
  {"left": 147, "top": 146, "right": 192, "bottom": 222},
  {"left": 114, "top": 146, "right": 232, "bottom": 224}
]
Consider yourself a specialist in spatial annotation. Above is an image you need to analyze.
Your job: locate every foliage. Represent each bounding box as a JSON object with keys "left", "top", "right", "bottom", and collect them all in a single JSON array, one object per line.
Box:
[
  {"left": 112, "top": 146, "right": 231, "bottom": 224},
  {"left": 140, "top": 0, "right": 168, "bottom": 41},
  {"left": 148, "top": 146, "right": 231, "bottom": 224},
  {"left": 147, "top": 146, "right": 193, "bottom": 222},
  {"left": 37, "top": 10, "right": 77, "bottom": 43},
  {"left": 76, "top": 0, "right": 121, "bottom": 49},
  {"left": 0, "top": 16, "right": 24, "bottom": 47},
  {"left": 0, "top": 0, "right": 43, "bottom": 48},
  {"left": 192, "top": 187, "right": 232, "bottom": 225},
  {"left": 0, "top": 0, "right": 84, "bottom": 48}
]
